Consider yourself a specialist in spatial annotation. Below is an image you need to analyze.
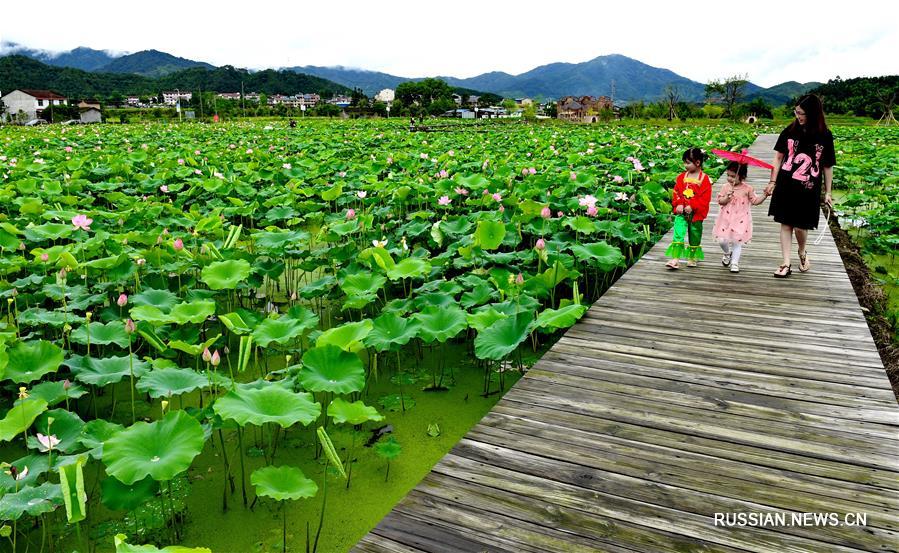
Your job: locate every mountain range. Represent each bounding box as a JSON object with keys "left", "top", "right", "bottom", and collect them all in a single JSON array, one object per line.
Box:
[{"left": 1, "top": 41, "right": 820, "bottom": 104}]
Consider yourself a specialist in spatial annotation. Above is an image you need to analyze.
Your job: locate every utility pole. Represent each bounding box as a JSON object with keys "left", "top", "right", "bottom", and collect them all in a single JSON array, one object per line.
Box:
[{"left": 241, "top": 81, "right": 245, "bottom": 118}]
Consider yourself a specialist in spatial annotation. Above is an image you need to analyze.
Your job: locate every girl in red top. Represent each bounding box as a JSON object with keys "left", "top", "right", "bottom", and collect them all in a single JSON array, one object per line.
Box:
[{"left": 665, "top": 148, "right": 713, "bottom": 269}]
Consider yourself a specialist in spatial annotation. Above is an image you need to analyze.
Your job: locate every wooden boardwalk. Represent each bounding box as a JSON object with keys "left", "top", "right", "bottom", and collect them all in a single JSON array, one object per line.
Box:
[{"left": 353, "top": 134, "right": 899, "bottom": 553}]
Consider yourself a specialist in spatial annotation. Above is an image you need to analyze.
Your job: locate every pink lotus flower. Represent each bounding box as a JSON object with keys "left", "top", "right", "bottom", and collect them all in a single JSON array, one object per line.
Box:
[
  {"left": 570, "top": 172, "right": 577, "bottom": 180},
  {"left": 515, "top": 273, "right": 524, "bottom": 285},
  {"left": 177, "top": 158, "right": 185, "bottom": 165},
  {"left": 438, "top": 195, "right": 451, "bottom": 206},
  {"left": 72, "top": 214, "right": 93, "bottom": 231},
  {"left": 63, "top": 379, "right": 72, "bottom": 390},
  {"left": 339, "top": 171, "right": 347, "bottom": 178},
  {"left": 613, "top": 175, "right": 624, "bottom": 183},
  {"left": 454, "top": 187, "right": 468, "bottom": 196},
  {"left": 579, "top": 195, "right": 598, "bottom": 208},
  {"left": 246, "top": 148, "right": 253, "bottom": 154},
  {"left": 136, "top": 258, "right": 146, "bottom": 266},
  {"left": 541, "top": 206, "right": 552, "bottom": 219},
  {"left": 173, "top": 239, "right": 184, "bottom": 251},
  {"left": 160, "top": 185, "right": 169, "bottom": 193},
  {"left": 386, "top": 156, "right": 393, "bottom": 164},
  {"left": 194, "top": 169, "right": 202, "bottom": 175},
  {"left": 521, "top": 168, "right": 529, "bottom": 176},
  {"left": 492, "top": 192, "right": 502, "bottom": 202},
  {"left": 203, "top": 348, "right": 212, "bottom": 363},
  {"left": 632, "top": 160, "right": 644, "bottom": 171},
  {"left": 586, "top": 205, "right": 598, "bottom": 217},
  {"left": 557, "top": 211, "right": 564, "bottom": 217},
  {"left": 499, "top": 205, "right": 505, "bottom": 213},
  {"left": 357, "top": 191, "right": 367, "bottom": 199},
  {"left": 211, "top": 350, "right": 221, "bottom": 366},
  {"left": 448, "top": 150, "right": 454, "bottom": 156},
  {"left": 194, "top": 150, "right": 201, "bottom": 155},
  {"left": 528, "top": 167, "right": 536, "bottom": 175},
  {"left": 346, "top": 209, "right": 356, "bottom": 220},
  {"left": 420, "top": 153, "right": 429, "bottom": 159},
  {"left": 124, "top": 319, "right": 136, "bottom": 334},
  {"left": 282, "top": 163, "right": 292, "bottom": 169},
  {"left": 40, "top": 253, "right": 49, "bottom": 262},
  {"left": 36, "top": 433, "right": 60, "bottom": 452},
  {"left": 117, "top": 294, "right": 128, "bottom": 307},
  {"left": 535, "top": 238, "right": 546, "bottom": 250},
  {"left": 65, "top": 146, "right": 73, "bottom": 153},
  {"left": 439, "top": 169, "right": 449, "bottom": 179}
]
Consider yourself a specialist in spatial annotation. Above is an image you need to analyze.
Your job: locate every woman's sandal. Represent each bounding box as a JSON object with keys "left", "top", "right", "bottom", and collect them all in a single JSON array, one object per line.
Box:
[
  {"left": 798, "top": 251, "right": 811, "bottom": 272},
  {"left": 665, "top": 260, "right": 680, "bottom": 270},
  {"left": 773, "top": 264, "right": 792, "bottom": 278}
]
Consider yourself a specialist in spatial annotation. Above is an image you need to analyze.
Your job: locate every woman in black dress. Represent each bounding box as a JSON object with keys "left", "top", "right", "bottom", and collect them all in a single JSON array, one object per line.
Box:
[{"left": 764, "top": 95, "right": 835, "bottom": 277}]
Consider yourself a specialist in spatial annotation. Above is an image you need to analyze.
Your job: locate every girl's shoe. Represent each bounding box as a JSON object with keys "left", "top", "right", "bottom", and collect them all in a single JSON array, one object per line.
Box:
[
  {"left": 773, "top": 264, "right": 791, "bottom": 278},
  {"left": 722, "top": 254, "right": 731, "bottom": 266},
  {"left": 730, "top": 264, "right": 740, "bottom": 273},
  {"left": 798, "top": 251, "right": 811, "bottom": 272},
  {"left": 665, "top": 260, "right": 680, "bottom": 270},
  {"left": 686, "top": 260, "right": 698, "bottom": 268}
]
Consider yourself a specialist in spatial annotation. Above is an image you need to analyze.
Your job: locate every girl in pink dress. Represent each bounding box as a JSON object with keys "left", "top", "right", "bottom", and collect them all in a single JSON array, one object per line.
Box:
[{"left": 713, "top": 162, "right": 770, "bottom": 273}]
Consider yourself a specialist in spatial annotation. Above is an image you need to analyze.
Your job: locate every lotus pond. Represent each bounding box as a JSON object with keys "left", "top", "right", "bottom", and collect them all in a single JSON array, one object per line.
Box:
[{"left": 0, "top": 119, "right": 760, "bottom": 552}]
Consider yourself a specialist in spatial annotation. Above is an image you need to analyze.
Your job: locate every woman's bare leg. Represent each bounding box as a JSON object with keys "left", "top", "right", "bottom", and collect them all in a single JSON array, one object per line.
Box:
[{"left": 779, "top": 224, "right": 793, "bottom": 267}]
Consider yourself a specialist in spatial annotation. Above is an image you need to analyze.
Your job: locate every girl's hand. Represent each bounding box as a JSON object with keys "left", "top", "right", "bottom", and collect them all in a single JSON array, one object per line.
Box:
[
  {"left": 675, "top": 205, "right": 684, "bottom": 214},
  {"left": 764, "top": 182, "right": 775, "bottom": 196},
  {"left": 684, "top": 205, "right": 693, "bottom": 214}
]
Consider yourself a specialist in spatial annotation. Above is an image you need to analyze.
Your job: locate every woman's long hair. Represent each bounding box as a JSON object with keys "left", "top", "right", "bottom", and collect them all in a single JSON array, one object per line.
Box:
[{"left": 787, "top": 94, "right": 828, "bottom": 136}]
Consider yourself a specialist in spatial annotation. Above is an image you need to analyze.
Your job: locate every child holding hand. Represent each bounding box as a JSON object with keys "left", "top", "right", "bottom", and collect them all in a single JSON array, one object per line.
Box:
[{"left": 713, "top": 161, "right": 770, "bottom": 273}]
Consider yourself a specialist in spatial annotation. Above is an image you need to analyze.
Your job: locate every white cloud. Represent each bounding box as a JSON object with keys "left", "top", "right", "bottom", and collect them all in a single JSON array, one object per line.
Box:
[{"left": 1, "top": 0, "right": 896, "bottom": 87}]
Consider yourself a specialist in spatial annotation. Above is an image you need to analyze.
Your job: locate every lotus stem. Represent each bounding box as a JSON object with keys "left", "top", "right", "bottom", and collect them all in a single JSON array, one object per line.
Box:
[{"left": 237, "top": 427, "right": 248, "bottom": 507}]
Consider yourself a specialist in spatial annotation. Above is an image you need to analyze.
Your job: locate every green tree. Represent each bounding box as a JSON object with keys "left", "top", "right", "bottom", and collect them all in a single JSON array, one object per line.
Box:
[
  {"left": 705, "top": 75, "right": 749, "bottom": 118},
  {"left": 501, "top": 99, "right": 517, "bottom": 115}
]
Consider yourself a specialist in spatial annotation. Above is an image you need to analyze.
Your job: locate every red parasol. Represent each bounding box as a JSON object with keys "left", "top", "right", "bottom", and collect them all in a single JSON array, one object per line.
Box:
[{"left": 711, "top": 148, "right": 774, "bottom": 169}]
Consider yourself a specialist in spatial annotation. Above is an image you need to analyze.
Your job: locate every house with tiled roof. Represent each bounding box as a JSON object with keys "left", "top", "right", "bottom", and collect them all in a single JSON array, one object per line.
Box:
[
  {"left": 1, "top": 89, "right": 69, "bottom": 122},
  {"left": 556, "top": 95, "right": 613, "bottom": 122}
]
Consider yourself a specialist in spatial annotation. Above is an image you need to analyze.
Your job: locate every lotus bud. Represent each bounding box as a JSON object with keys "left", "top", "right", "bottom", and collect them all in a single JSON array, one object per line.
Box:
[
  {"left": 161, "top": 400, "right": 169, "bottom": 413},
  {"left": 173, "top": 238, "right": 184, "bottom": 251},
  {"left": 124, "top": 319, "right": 136, "bottom": 334},
  {"left": 63, "top": 323, "right": 72, "bottom": 334},
  {"left": 223, "top": 346, "right": 230, "bottom": 355},
  {"left": 540, "top": 206, "right": 551, "bottom": 219},
  {"left": 516, "top": 273, "right": 524, "bottom": 285},
  {"left": 535, "top": 238, "right": 546, "bottom": 250},
  {"left": 136, "top": 258, "right": 146, "bottom": 266},
  {"left": 85, "top": 311, "right": 92, "bottom": 321},
  {"left": 202, "top": 348, "right": 212, "bottom": 363},
  {"left": 18, "top": 387, "right": 29, "bottom": 399},
  {"left": 17, "top": 242, "right": 24, "bottom": 251},
  {"left": 40, "top": 253, "right": 49, "bottom": 262},
  {"left": 117, "top": 293, "right": 128, "bottom": 307},
  {"left": 286, "top": 354, "right": 293, "bottom": 365},
  {"left": 211, "top": 350, "right": 221, "bottom": 366},
  {"left": 63, "top": 379, "right": 72, "bottom": 390}
]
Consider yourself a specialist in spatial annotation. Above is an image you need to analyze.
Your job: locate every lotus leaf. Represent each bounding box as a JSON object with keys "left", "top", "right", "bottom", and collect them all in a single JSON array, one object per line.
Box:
[
  {"left": 70, "top": 321, "right": 131, "bottom": 348},
  {"left": 386, "top": 257, "right": 431, "bottom": 281},
  {"left": 103, "top": 410, "right": 205, "bottom": 484},
  {"left": 0, "top": 482, "right": 63, "bottom": 520},
  {"left": 299, "top": 276, "right": 336, "bottom": 299},
  {"left": 131, "top": 289, "right": 179, "bottom": 312},
  {"left": 68, "top": 355, "right": 150, "bottom": 387},
  {"left": 569, "top": 242, "right": 625, "bottom": 271},
  {"left": 26, "top": 409, "right": 85, "bottom": 454},
  {"left": 28, "top": 380, "right": 88, "bottom": 406},
  {"left": 252, "top": 316, "right": 314, "bottom": 348},
  {"left": 414, "top": 306, "right": 467, "bottom": 343},
  {"left": 327, "top": 398, "right": 384, "bottom": 425},
  {"left": 167, "top": 334, "right": 221, "bottom": 356},
  {"left": 535, "top": 304, "right": 588, "bottom": 330},
  {"left": 363, "top": 313, "right": 420, "bottom": 352},
  {"left": 316, "top": 320, "right": 373, "bottom": 352},
  {"left": 101, "top": 476, "right": 159, "bottom": 511},
  {"left": 4, "top": 340, "right": 65, "bottom": 383},
  {"left": 299, "top": 345, "right": 365, "bottom": 394},
  {"left": 213, "top": 386, "right": 320, "bottom": 428},
  {"left": 58, "top": 455, "right": 87, "bottom": 523},
  {"left": 474, "top": 220, "right": 506, "bottom": 250},
  {"left": 374, "top": 436, "right": 402, "bottom": 459},
  {"left": 0, "top": 454, "right": 48, "bottom": 492},
  {"left": 80, "top": 419, "right": 124, "bottom": 458},
  {"left": 113, "top": 534, "right": 211, "bottom": 553},
  {"left": 466, "top": 308, "right": 508, "bottom": 333},
  {"left": 251, "top": 465, "right": 318, "bottom": 502},
  {"left": 168, "top": 300, "right": 216, "bottom": 325},
  {"left": 378, "top": 394, "right": 415, "bottom": 412},
  {"left": 474, "top": 312, "right": 535, "bottom": 360},
  {"left": 218, "top": 309, "right": 263, "bottom": 335},
  {"left": 200, "top": 259, "right": 252, "bottom": 290},
  {"left": 339, "top": 271, "right": 386, "bottom": 309},
  {"left": 0, "top": 398, "right": 48, "bottom": 442},
  {"left": 137, "top": 368, "right": 208, "bottom": 398}
]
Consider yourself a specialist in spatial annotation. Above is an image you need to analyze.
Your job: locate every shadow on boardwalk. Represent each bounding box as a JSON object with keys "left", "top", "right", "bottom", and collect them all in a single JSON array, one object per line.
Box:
[{"left": 353, "top": 134, "right": 899, "bottom": 553}]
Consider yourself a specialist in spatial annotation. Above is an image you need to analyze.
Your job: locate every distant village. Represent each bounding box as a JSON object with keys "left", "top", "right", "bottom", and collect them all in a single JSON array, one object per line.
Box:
[{"left": 0, "top": 86, "right": 617, "bottom": 125}]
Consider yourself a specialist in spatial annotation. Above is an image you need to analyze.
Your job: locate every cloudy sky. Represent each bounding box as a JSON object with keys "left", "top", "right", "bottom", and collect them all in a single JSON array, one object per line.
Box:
[{"left": 2, "top": 0, "right": 897, "bottom": 87}]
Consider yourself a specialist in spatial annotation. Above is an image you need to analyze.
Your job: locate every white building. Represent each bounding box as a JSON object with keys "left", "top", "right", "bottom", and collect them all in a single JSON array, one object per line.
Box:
[
  {"left": 375, "top": 88, "right": 395, "bottom": 103},
  {"left": 162, "top": 91, "right": 192, "bottom": 105},
  {"left": 0, "top": 89, "right": 68, "bottom": 122},
  {"left": 80, "top": 107, "right": 102, "bottom": 124}
]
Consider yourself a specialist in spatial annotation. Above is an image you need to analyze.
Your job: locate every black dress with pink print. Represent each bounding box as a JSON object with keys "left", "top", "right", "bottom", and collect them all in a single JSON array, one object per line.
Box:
[{"left": 768, "top": 128, "right": 836, "bottom": 230}]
